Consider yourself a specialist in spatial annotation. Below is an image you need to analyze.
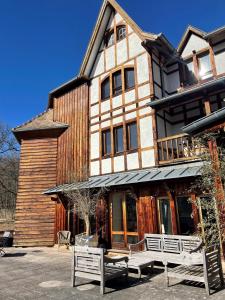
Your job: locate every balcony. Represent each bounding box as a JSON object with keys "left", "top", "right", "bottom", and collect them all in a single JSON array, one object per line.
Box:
[{"left": 157, "top": 133, "right": 202, "bottom": 164}]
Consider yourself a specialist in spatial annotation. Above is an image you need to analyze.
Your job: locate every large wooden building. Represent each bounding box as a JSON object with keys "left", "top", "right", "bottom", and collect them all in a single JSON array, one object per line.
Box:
[{"left": 13, "top": 0, "right": 225, "bottom": 249}]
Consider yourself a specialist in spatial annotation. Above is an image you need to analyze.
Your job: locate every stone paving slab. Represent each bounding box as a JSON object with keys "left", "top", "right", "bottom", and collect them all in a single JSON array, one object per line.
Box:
[{"left": 0, "top": 247, "right": 225, "bottom": 300}]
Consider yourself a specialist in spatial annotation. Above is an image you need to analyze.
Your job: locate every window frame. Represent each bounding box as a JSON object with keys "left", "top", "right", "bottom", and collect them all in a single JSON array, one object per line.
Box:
[
  {"left": 102, "top": 128, "right": 112, "bottom": 157},
  {"left": 116, "top": 25, "right": 126, "bottom": 42},
  {"left": 113, "top": 125, "right": 124, "bottom": 154},
  {"left": 124, "top": 67, "right": 135, "bottom": 91},
  {"left": 126, "top": 121, "right": 138, "bottom": 152},
  {"left": 197, "top": 52, "right": 213, "bottom": 80},
  {"left": 101, "top": 76, "right": 110, "bottom": 101},
  {"left": 112, "top": 70, "right": 122, "bottom": 96}
]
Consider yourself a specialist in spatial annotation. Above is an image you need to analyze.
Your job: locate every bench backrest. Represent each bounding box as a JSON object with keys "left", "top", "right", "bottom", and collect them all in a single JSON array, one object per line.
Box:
[
  {"left": 58, "top": 231, "right": 71, "bottom": 244},
  {"left": 144, "top": 234, "right": 202, "bottom": 254},
  {"left": 74, "top": 246, "right": 103, "bottom": 275}
]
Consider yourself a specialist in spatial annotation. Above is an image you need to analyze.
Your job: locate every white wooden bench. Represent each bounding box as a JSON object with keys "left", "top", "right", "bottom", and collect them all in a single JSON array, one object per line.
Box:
[
  {"left": 71, "top": 246, "right": 128, "bottom": 295},
  {"left": 129, "top": 234, "right": 224, "bottom": 295}
]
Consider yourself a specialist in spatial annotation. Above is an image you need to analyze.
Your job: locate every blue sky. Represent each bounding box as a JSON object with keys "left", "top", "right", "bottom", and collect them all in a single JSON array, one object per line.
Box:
[{"left": 0, "top": 0, "right": 225, "bottom": 128}]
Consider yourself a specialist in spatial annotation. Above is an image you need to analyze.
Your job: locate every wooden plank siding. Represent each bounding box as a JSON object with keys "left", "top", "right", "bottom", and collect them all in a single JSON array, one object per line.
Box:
[
  {"left": 53, "top": 82, "right": 89, "bottom": 184},
  {"left": 14, "top": 138, "right": 58, "bottom": 246}
]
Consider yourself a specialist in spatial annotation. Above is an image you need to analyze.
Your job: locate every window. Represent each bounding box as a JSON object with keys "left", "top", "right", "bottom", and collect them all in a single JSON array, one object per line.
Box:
[
  {"left": 198, "top": 53, "right": 212, "bottom": 80},
  {"left": 112, "top": 71, "right": 122, "bottom": 96},
  {"left": 114, "top": 126, "right": 124, "bottom": 153},
  {"left": 102, "top": 129, "right": 111, "bottom": 156},
  {"left": 101, "top": 77, "right": 110, "bottom": 100},
  {"left": 126, "top": 122, "right": 137, "bottom": 150},
  {"left": 105, "top": 30, "right": 114, "bottom": 47},
  {"left": 117, "top": 25, "right": 126, "bottom": 41},
  {"left": 125, "top": 68, "right": 135, "bottom": 90},
  {"left": 176, "top": 196, "right": 195, "bottom": 235}
]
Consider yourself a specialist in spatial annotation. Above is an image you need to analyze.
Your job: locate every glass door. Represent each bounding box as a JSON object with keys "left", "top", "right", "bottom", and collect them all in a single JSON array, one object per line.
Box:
[
  {"left": 157, "top": 198, "right": 172, "bottom": 234},
  {"left": 110, "top": 192, "right": 138, "bottom": 249}
]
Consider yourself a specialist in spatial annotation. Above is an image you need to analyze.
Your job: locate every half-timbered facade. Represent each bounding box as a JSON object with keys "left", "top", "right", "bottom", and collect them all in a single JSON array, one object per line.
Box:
[{"left": 13, "top": 0, "right": 225, "bottom": 250}]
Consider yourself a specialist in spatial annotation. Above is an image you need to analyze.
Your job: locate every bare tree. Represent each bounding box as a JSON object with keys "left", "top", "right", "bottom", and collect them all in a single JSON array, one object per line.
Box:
[
  {"left": 64, "top": 185, "right": 107, "bottom": 236},
  {"left": 0, "top": 122, "right": 19, "bottom": 218}
]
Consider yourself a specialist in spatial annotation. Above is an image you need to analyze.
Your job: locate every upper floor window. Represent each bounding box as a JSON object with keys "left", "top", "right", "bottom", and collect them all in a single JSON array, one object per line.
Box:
[
  {"left": 112, "top": 70, "right": 122, "bottom": 96},
  {"left": 126, "top": 122, "right": 138, "bottom": 150},
  {"left": 105, "top": 30, "right": 114, "bottom": 47},
  {"left": 117, "top": 25, "right": 126, "bottom": 41},
  {"left": 101, "top": 67, "right": 135, "bottom": 101},
  {"left": 101, "top": 77, "right": 110, "bottom": 101},
  {"left": 198, "top": 53, "right": 212, "bottom": 80},
  {"left": 125, "top": 68, "right": 135, "bottom": 90},
  {"left": 114, "top": 126, "right": 124, "bottom": 153},
  {"left": 102, "top": 129, "right": 111, "bottom": 157}
]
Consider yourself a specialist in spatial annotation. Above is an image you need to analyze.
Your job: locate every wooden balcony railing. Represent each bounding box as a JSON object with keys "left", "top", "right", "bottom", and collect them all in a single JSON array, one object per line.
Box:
[{"left": 157, "top": 133, "right": 203, "bottom": 164}]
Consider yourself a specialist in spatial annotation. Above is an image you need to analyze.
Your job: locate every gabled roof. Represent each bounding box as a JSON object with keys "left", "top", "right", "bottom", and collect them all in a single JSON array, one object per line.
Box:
[
  {"left": 12, "top": 109, "right": 68, "bottom": 133},
  {"left": 79, "top": 0, "right": 175, "bottom": 77},
  {"left": 177, "top": 25, "right": 207, "bottom": 54}
]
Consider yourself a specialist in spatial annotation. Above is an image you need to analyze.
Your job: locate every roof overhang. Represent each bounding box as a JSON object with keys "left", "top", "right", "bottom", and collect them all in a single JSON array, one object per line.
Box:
[
  {"left": 205, "top": 25, "right": 225, "bottom": 44},
  {"left": 182, "top": 107, "right": 225, "bottom": 135},
  {"left": 48, "top": 75, "right": 89, "bottom": 108},
  {"left": 148, "top": 77, "right": 225, "bottom": 110},
  {"left": 44, "top": 162, "right": 203, "bottom": 195}
]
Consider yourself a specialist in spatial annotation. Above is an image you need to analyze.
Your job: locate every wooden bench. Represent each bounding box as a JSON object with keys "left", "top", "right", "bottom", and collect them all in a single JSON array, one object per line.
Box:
[
  {"left": 129, "top": 234, "right": 224, "bottom": 295},
  {"left": 71, "top": 246, "right": 128, "bottom": 295}
]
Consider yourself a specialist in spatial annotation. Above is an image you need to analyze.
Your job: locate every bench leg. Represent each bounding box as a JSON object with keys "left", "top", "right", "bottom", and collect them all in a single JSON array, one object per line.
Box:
[
  {"left": 164, "top": 263, "right": 169, "bottom": 287},
  {"left": 100, "top": 279, "right": 105, "bottom": 295},
  {"left": 138, "top": 268, "right": 142, "bottom": 279}
]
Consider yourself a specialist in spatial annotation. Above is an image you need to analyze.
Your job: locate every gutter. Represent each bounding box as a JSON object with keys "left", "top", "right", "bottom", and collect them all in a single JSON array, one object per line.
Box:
[
  {"left": 148, "top": 76, "right": 225, "bottom": 109},
  {"left": 182, "top": 107, "right": 225, "bottom": 135}
]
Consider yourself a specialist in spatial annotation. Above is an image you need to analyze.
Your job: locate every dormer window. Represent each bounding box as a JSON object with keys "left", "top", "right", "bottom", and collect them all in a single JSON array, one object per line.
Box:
[
  {"left": 117, "top": 25, "right": 126, "bottom": 41},
  {"left": 105, "top": 30, "right": 114, "bottom": 47},
  {"left": 198, "top": 53, "right": 212, "bottom": 80}
]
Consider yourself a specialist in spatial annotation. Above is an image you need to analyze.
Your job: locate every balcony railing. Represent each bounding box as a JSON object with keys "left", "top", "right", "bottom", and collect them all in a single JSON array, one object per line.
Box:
[{"left": 157, "top": 133, "right": 203, "bottom": 164}]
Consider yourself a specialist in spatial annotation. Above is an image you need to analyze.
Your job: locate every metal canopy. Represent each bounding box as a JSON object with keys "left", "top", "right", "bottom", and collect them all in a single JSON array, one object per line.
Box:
[{"left": 44, "top": 162, "right": 203, "bottom": 195}]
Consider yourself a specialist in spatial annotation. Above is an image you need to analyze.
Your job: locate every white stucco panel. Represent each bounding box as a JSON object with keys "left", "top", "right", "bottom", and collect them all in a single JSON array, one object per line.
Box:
[
  {"left": 106, "top": 46, "right": 115, "bottom": 70},
  {"left": 181, "top": 34, "right": 208, "bottom": 58},
  {"left": 125, "top": 103, "right": 136, "bottom": 112},
  {"left": 127, "top": 25, "right": 133, "bottom": 34},
  {"left": 125, "top": 111, "right": 137, "bottom": 120},
  {"left": 101, "top": 120, "right": 111, "bottom": 128},
  {"left": 90, "top": 161, "right": 100, "bottom": 176},
  {"left": 114, "top": 155, "right": 125, "bottom": 172},
  {"left": 91, "top": 124, "right": 99, "bottom": 132},
  {"left": 112, "top": 108, "right": 123, "bottom": 116},
  {"left": 139, "top": 107, "right": 151, "bottom": 116},
  {"left": 137, "top": 53, "right": 149, "bottom": 84},
  {"left": 107, "top": 13, "right": 114, "bottom": 30},
  {"left": 138, "top": 83, "right": 150, "bottom": 99},
  {"left": 112, "top": 94, "right": 122, "bottom": 108},
  {"left": 117, "top": 39, "right": 128, "bottom": 65},
  {"left": 101, "top": 113, "right": 110, "bottom": 121},
  {"left": 91, "top": 51, "right": 105, "bottom": 77},
  {"left": 139, "top": 98, "right": 151, "bottom": 107},
  {"left": 115, "top": 12, "right": 123, "bottom": 24},
  {"left": 141, "top": 149, "right": 155, "bottom": 167},
  {"left": 128, "top": 33, "right": 144, "bottom": 58},
  {"left": 140, "top": 116, "right": 154, "bottom": 148},
  {"left": 102, "top": 158, "right": 112, "bottom": 174},
  {"left": 124, "top": 89, "right": 136, "bottom": 104},
  {"left": 90, "top": 104, "right": 99, "bottom": 117},
  {"left": 127, "top": 152, "right": 139, "bottom": 170},
  {"left": 91, "top": 116, "right": 99, "bottom": 124},
  {"left": 90, "top": 78, "right": 99, "bottom": 104},
  {"left": 101, "top": 100, "right": 110, "bottom": 113},
  {"left": 90, "top": 132, "right": 100, "bottom": 160},
  {"left": 113, "top": 116, "right": 123, "bottom": 125}
]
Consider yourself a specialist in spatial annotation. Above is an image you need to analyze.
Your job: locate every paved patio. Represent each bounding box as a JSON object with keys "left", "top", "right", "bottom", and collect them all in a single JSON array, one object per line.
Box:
[{"left": 0, "top": 247, "right": 225, "bottom": 300}]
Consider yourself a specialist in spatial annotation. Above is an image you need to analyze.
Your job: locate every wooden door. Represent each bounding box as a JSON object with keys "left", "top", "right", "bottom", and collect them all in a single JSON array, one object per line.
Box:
[{"left": 110, "top": 192, "right": 138, "bottom": 249}]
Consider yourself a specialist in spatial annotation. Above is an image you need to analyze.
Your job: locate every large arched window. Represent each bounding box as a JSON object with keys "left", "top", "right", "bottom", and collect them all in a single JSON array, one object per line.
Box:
[
  {"left": 101, "top": 77, "right": 110, "bottom": 101},
  {"left": 116, "top": 25, "right": 126, "bottom": 41},
  {"left": 125, "top": 68, "right": 135, "bottom": 90}
]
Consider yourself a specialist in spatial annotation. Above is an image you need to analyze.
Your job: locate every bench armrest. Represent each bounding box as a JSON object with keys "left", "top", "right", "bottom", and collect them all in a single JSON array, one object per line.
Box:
[
  {"left": 104, "top": 256, "right": 128, "bottom": 265},
  {"left": 189, "top": 241, "right": 203, "bottom": 254},
  {"left": 128, "top": 239, "right": 145, "bottom": 255}
]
